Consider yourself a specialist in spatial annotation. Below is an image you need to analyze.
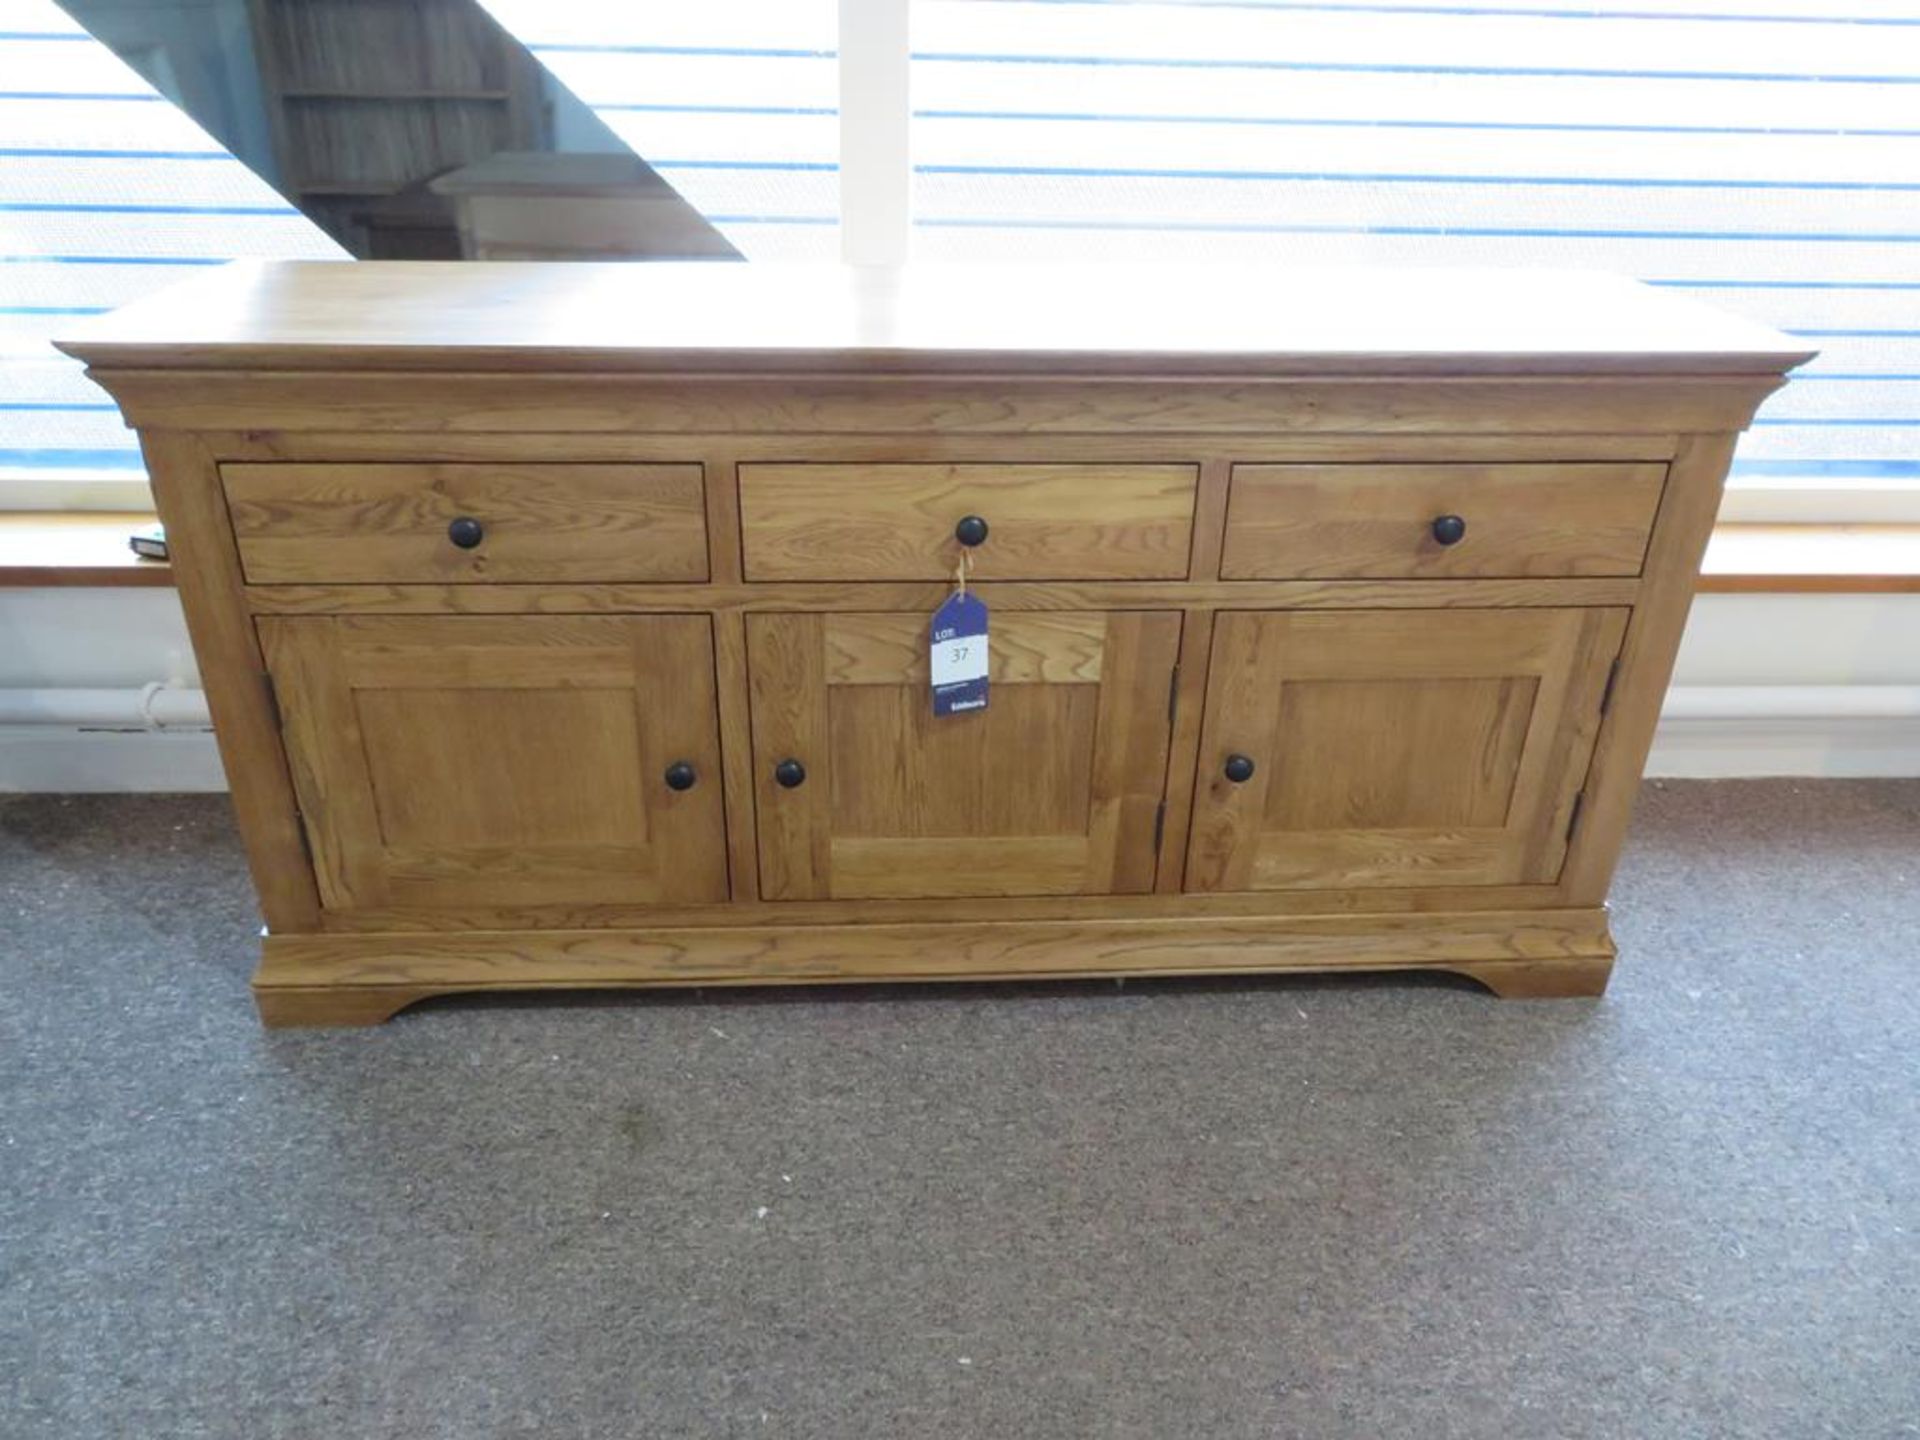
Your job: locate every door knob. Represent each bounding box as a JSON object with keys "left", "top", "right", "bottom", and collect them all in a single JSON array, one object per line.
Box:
[
  {"left": 954, "top": 515, "right": 990, "bottom": 547},
  {"left": 663, "top": 761, "right": 697, "bottom": 792},
  {"left": 1430, "top": 514, "right": 1467, "bottom": 546},
  {"left": 1223, "top": 753, "right": 1256, "bottom": 784},
  {"left": 447, "top": 516, "right": 485, "bottom": 549},
  {"left": 773, "top": 758, "right": 807, "bottom": 789}
]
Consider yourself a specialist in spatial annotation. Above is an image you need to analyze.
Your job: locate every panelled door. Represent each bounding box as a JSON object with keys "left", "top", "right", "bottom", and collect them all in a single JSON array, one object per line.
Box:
[
  {"left": 258, "top": 615, "right": 729, "bottom": 911},
  {"left": 1186, "top": 608, "right": 1628, "bottom": 892},
  {"left": 747, "top": 610, "right": 1182, "bottom": 899}
]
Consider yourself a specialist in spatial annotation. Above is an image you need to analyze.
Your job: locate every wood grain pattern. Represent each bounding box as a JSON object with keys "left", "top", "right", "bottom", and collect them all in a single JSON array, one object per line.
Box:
[
  {"left": 255, "top": 986, "right": 441, "bottom": 1027},
  {"left": 1087, "top": 611, "right": 1184, "bottom": 895},
  {"left": 208, "top": 429, "right": 1682, "bottom": 466},
  {"left": 308, "top": 881, "right": 1572, "bottom": 933},
  {"left": 744, "top": 613, "right": 832, "bottom": 901},
  {"left": 85, "top": 368, "right": 1787, "bottom": 438},
  {"left": 223, "top": 462, "right": 707, "bottom": 583},
  {"left": 748, "top": 610, "right": 1178, "bottom": 901},
  {"left": 710, "top": 607, "right": 761, "bottom": 899},
  {"left": 137, "top": 432, "right": 322, "bottom": 931},
  {"left": 1185, "top": 608, "right": 1628, "bottom": 892},
  {"left": 1516, "top": 606, "right": 1633, "bottom": 873},
  {"left": 252, "top": 905, "right": 1618, "bottom": 1024},
  {"left": 241, "top": 576, "right": 1645, "bottom": 615},
  {"left": 1154, "top": 609, "right": 1213, "bottom": 894},
  {"left": 1187, "top": 457, "right": 1234, "bottom": 581},
  {"left": 1561, "top": 433, "right": 1739, "bottom": 902},
  {"left": 699, "top": 448, "right": 745, "bottom": 586},
  {"left": 59, "top": 511, "right": 1920, "bottom": 605},
  {"left": 1451, "top": 954, "right": 1613, "bottom": 999},
  {"left": 251, "top": 953, "right": 1616, "bottom": 1024},
  {"left": 740, "top": 463, "right": 1197, "bottom": 580},
  {"left": 255, "top": 616, "right": 388, "bottom": 907},
  {"left": 822, "top": 611, "right": 1108, "bottom": 685},
  {"left": 825, "top": 685, "right": 1099, "bottom": 842},
  {"left": 258, "top": 614, "right": 729, "bottom": 909},
  {"left": 827, "top": 835, "right": 1094, "bottom": 899},
  {"left": 1220, "top": 462, "right": 1665, "bottom": 579},
  {"left": 57, "top": 261, "right": 1809, "bottom": 376},
  {"left": 61, "top": 263, "right": 1795, "bottom": 1023}
]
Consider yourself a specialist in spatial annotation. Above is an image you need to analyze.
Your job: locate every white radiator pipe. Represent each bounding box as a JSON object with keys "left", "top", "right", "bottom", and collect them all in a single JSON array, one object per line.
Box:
[
  {"left": 1660, "top": 685, "right": 1920, "bottom": 721},
  {"left": 0, "top": 683, "right": 211, "bottom": 730}
]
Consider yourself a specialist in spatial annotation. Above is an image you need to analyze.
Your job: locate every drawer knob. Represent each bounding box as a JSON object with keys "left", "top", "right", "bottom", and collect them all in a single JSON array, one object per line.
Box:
[
  {"left": 447, "top": 516, "right": 485, "bottom": 550},
  {"left": 663, "top": 761, "right": 697, "bottom": 792},
  {"left": 774, "top": 757, "right": 808, "bottom": 789},
  {"left": 1431, "top": 514, "right": 1467, "bottom": 547},
  {"left": 1223, "top": 753, "right": 1256, "bottom": 784},
  {"left": 954, "top": 515, "right": 990, "bottom": 547}
]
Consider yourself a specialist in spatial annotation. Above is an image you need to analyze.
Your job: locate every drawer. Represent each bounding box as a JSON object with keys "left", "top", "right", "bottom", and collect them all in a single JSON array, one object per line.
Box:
[
  {"left": 1219, "top": 462, "right": 1665, "bottom": 580},
  {"left": 739, "top": 463, "right": 1198, "bottom": 580},
  {"left": 223, "top": 463, "right": 709, "bottom": 584}
]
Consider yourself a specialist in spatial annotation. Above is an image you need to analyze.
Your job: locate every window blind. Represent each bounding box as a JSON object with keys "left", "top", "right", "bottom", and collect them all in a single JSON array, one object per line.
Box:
[
  {"left": 0, "top": 0, "right": 341, "bottom": 493},
  {"left": 909, "top": 0, "right": 1920, "bottom": 486},
  {"left": 476, "top": 0, "right": 841, "bottom": 259}
]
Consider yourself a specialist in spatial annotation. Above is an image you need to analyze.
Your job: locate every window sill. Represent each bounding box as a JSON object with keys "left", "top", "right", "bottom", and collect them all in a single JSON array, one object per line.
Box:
[
  {"left": 3, "top": 517, "right": 1917, "bottom": 595},
  {"left": 0, "top": 513, "right": 171, "bottom": 587},
  {"left": 1699, "top": 525, "right": 1920, "bottom": 594}
]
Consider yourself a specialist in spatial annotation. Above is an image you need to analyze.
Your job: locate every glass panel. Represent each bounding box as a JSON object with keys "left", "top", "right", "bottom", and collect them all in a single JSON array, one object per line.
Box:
[
  {"left": 1, "top": 0, "right": 341, "bottom": 493},
  {"left": 476, "top": 0, "right": 839, "bottom": 259},
  {"left": 4, "top": 0, "right": 838, "bottom": 499}
]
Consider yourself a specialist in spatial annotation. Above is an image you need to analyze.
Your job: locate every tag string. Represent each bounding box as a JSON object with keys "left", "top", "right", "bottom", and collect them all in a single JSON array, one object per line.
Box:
[{"left": 954, "top": 546, "right": 974, "bottom": 599}]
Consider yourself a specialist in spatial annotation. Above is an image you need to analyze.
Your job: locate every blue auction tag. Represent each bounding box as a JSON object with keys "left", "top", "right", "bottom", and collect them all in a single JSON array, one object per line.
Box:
[{"left": 930, "top": 591, "right": 989, "bottom": 716}]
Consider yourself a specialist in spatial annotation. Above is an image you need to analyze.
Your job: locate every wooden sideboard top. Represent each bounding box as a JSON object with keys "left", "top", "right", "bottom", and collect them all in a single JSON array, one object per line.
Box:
[{"left": 56, "top": 261, "right": 1812, "bottom": 379}]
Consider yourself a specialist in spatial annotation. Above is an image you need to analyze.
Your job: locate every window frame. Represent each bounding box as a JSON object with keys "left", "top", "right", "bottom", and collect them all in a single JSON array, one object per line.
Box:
[{"left": 10, "top": 0, "right": 1913, "bottom": 527}]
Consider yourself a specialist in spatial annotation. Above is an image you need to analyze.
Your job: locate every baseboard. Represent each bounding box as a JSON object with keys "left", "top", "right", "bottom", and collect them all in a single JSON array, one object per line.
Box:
[
  {"left": 0, "top": 727, "right": 226, "bottom": 792},
  {"left": 254, "top": 909, "right": 1617, "bottom": 1025},
  {"left": 1646, "top": 717, "right": 1920, "bottom": 778},
  {"left": 1645, "top": 684, "right": 1920, "bottom": 777}
]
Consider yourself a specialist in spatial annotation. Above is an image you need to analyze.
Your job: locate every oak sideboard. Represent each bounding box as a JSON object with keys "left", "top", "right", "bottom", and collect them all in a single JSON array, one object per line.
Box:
[{"left": 60, "top": 262, "right": 1809, "bottom": 1026}]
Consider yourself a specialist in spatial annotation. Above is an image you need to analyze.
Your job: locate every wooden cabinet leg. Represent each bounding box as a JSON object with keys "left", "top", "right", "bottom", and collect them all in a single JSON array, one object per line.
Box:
[
  {"left": 253, "top": 985, "right": 439, "bottom": 1028},
  {"left": 1446, "top": 954, "right": 1614, "bottom": 999}
]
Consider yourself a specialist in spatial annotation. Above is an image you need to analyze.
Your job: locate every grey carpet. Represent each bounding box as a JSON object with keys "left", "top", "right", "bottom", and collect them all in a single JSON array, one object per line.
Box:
[{"left": 1, "top": 781, "right": 1916, "bottom": 1440}]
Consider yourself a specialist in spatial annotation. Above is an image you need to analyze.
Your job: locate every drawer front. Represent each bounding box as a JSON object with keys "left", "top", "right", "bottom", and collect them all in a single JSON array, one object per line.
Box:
[
  {"left": 1220, "top": 462, "right": 1665, "bottom": 579},
  {"left": 739, "top": 463, "right": 1198, "bottom": 580},
  {"left": 223, "top": 463, "right": 709, "bottom": 584}
]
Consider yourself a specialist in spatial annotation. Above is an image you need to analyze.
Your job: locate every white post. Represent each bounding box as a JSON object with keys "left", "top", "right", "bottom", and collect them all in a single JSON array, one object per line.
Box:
[{"left": 837, "top": 0, "right": 912, "bottom": 265}]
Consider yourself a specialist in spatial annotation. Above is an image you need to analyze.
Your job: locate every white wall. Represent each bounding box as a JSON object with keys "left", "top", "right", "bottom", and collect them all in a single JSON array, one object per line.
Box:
[
  {"left": 0, "top": 588, "right": 224, "bottom": 791},
  {"left": 3, "top": 586, "right": 1916, "bottom": 791},
  {"left": 1649, "top": 593, "right": 1920, "bottom": 777}
]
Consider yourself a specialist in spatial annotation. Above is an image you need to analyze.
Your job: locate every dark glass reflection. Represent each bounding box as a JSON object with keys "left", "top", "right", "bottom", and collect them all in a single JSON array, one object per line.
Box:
[{"left": 60, "top": 0, "right": 738, "bottom": 260}]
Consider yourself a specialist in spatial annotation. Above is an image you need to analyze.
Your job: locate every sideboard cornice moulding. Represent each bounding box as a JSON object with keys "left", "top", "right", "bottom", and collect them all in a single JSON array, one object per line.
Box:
[{"left": 59, "top": 261, "right": 1810, "bottom": 1026}]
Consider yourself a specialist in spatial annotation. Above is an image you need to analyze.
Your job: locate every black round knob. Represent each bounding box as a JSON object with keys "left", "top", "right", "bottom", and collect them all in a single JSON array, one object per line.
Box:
[
  {"left": 954, "top": 515, "right": 990, "bottom": 547},
  {"left": 773, "top": 758, "right": 807, "bottom": 789},
  {"left": 663, "top": 761, "right": 697, "bottom": 792},
  {"left": 447, "top": 516, "right": 485, "bottom": 550},
  {"left": 1223, "top": 754, "right": 1256, "bottom": 784},
  {"left": 1431, "top": 514, "right": 1467, "bottom": 547}
]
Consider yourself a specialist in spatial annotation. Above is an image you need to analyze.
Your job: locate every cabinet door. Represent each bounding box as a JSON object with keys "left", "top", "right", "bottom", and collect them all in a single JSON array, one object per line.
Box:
[
  {"left": 259, "top": 615, "right": 728, "bottom": 911},
  {"left": 1186, "top": 608, "right": 1628, "bottom": 892},
  {"left": 748, "top": 611, "right": 1181, "bottom": 899}
]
